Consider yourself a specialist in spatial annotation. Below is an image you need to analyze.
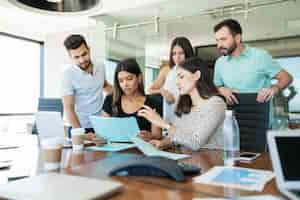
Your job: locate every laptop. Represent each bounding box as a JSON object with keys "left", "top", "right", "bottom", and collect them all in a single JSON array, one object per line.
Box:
[
  {"left": 267, "top": 130, "right": 300, "bottom": 200},
  {"left": 35, "top": 111, "right": 72, "bottom": 147},
  {"left": 89, "top": 116, "right": 139, "bottom": 143},
  {"left": 0, "top": 173, "right": 122, "bottom": 200}
]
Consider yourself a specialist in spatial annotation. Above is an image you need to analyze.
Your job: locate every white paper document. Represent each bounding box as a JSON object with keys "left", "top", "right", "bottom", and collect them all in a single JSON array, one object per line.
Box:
[
  {"left": 193, "top": 166, "right": 274, "bottom": 191},
  {"left": 131, "top": 136, "right": 190, "bottom": 160},
  {"left": 86, "top": 143, "right": 137, "bottom": 152}
]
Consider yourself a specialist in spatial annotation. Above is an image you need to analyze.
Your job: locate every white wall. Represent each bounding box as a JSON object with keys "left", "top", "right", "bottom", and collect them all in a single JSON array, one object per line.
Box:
[
  {"left": 145, "top": 24, "right": 170, "bottom": 68},
  {"left": 44, "top": 21, "right": 106, "bottom": 97}
]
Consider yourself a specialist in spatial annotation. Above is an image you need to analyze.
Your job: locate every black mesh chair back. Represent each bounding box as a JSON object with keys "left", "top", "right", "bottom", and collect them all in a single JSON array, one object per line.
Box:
[{"left": 228, "top": 93, "right": 270, "bottom": 152}]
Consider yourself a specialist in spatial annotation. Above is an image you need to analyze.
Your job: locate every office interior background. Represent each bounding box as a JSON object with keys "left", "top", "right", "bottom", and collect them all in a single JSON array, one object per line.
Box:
[{"left": 0, "top": 0, "right": 300, "bottom": 134}]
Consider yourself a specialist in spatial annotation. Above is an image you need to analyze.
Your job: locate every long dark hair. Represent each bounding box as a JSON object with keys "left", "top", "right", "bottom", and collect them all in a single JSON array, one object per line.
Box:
[
  {"left": 175, "top": 57, "right": 219, "bottom": 117},
  {"left": 112, "top": 58, "right": 145, "bottom": 113},
  {"left": 169, "top": 37, "right": 194, "bottom": 68}
]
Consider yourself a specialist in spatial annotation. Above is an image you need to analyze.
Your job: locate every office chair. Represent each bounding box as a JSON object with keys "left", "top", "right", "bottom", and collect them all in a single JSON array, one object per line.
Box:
[
  {"left": 32, "top": 98, "right": 63, "bottom": 134},
  {"left": 228, "top": 93, "right": 270, "bottom": 153}
]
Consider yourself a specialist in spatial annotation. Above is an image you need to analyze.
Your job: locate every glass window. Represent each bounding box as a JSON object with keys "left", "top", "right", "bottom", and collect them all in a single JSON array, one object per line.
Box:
[
  {"left": 105, "top": 59, "right": 118, "bottom": 85},
  {"left": 145, "top": 66, "right": 159, "bottom": 91},
  {"left": 277, "top": 57, "right": 300, "bottom": 112},
  {"left": 0, "top": 34, "right": 42, "bottom": 133},
  {"left": 0, "top": 34, "right": 42, "bottom": 114}
]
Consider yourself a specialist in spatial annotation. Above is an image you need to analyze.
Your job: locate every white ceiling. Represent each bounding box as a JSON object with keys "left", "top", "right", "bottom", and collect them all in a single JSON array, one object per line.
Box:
[
  {"left": 91, "top": 0, "right": 300, "bottom": 63},
  {"left": 0, "top": 0, "right": 300, "bottom": 48},
  {"left": 0, "top": 0, "right": 166, "bottom": 41},
  {"left": 97, "top": 0, "right": 300, "bottom": 45}
]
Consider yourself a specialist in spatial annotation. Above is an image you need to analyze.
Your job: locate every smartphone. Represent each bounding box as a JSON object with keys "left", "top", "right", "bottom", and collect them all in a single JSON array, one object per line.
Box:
[{"left": 239, "top": 152, "right": 261, "bottom": 162}]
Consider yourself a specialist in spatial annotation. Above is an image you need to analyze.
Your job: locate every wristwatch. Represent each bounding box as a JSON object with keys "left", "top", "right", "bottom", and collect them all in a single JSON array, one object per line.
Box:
[
  {"left": 163, "top": 123, "right": 171, "bottom": 130},
  {"left": 162, "top": 123, "right": 171, "bottom": 136}
]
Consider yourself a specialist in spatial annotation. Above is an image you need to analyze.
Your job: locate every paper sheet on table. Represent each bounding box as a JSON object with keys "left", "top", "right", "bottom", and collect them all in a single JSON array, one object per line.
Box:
[
  {"left": 193, "top": 166, "right": 274, "bottom": 191},
  {"left": 131, "top": 136, "right": 190, "bottom": 160},
  {"left": 0, "top": 149, "right": 19, "bottom": 162},
  {"left": 0, "top": 145, "right": 18, "bottom": 150},
  {"left": 86, "top": 143, "right": 137, "bottom": 152}
]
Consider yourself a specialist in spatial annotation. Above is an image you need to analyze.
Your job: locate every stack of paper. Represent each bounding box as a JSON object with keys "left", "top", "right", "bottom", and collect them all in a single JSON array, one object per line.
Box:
[{"left": 193, "top": 166, "right": 274, "bottom": 191}]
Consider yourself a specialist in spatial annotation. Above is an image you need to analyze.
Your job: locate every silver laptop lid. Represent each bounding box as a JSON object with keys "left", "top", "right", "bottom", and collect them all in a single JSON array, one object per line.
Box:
[
  {"left": 268, "top": 130, "right": 300, "bottom": 189},
  {"left": 35, "top": 111, "right": 65, "bottom": 140},
  {"left": 0, "top": 173, "right": 122, "bottom": 200}
]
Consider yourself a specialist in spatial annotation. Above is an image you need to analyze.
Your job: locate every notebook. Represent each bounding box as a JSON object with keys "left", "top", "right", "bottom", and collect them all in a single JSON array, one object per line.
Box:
[{"left": 0, "top": 173, "right": 122, "bottom": 200}]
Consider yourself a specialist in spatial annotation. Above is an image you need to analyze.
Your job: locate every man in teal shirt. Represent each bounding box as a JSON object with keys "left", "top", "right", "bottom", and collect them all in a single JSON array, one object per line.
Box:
[{"left": 213, "top": 19, "right": 293, "bottom": 105}]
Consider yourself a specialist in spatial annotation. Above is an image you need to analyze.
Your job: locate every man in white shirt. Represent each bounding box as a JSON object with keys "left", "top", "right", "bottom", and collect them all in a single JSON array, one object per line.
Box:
[{"left": 62, "top": 34, "right": 112, "bottom": 139}]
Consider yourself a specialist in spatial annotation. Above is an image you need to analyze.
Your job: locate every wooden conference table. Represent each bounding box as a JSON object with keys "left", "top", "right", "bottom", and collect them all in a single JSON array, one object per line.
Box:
[{"left": 0, "top": 133, "right": 285, "bottom": 200}]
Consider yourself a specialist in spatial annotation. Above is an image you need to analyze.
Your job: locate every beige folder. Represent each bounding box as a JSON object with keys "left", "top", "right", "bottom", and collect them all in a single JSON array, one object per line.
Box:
[{"left": 0, "top": 173, "right": 122, "bottom": 200}]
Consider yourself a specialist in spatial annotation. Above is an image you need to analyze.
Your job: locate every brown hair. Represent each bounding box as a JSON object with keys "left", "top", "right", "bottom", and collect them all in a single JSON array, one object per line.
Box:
[
  {"left": 175, "top": 57, "right": 219, "bottom": 117},
  {"left": 214, "top": 19, "right": 242, "bottom": 35},
  {"left": 112, "top": 58, "right": 145, "bottom": 114},
  {"left": 64, "top": 34, "right": 88, "bottom": 50},
  {"left": 169, "top": 37, "right": 194, "bottom": 68}
]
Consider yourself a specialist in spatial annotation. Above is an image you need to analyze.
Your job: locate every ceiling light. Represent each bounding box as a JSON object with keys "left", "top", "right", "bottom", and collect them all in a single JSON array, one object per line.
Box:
[{"left": 9, "top": 0, "right": 101, "bottom": 13}]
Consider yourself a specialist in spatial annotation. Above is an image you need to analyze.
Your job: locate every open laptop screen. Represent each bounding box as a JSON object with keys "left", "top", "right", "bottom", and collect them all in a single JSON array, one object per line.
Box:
[{"left": 275, "top": 137, "right": 300, "bottom": 181}]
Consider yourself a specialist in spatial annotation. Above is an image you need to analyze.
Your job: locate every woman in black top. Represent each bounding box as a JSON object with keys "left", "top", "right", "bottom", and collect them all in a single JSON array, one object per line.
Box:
[{"left": 102, "top": 58, "right": 162, "bottom": 140}]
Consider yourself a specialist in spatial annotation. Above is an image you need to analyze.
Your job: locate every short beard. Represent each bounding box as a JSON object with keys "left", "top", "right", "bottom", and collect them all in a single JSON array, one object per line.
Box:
[
  {"left": 79, "top": 61, "right": 91, "bottom": 71},
  {"left": 219, "top": 42, "right": 237, "bottom": 56}
]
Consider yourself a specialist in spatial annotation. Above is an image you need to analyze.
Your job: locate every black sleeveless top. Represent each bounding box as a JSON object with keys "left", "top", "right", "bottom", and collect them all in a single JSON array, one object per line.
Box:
[{"left": 102, "top": 95, "right": 162, "bottom": 131}]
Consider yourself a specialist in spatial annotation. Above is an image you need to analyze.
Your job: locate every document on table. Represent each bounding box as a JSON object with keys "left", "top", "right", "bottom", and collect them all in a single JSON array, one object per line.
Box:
[
  {"left": 193, "top": 166, "right": 274, "bottom": 191},
  {"left": 131, "top": 136, "right": 190, "bottom": 160},
  {"left": 0, "top": 145, "right": 18, "bottom": 150},
  {"left": 86, "top": 143, "right": 137, "bottom": 152}
]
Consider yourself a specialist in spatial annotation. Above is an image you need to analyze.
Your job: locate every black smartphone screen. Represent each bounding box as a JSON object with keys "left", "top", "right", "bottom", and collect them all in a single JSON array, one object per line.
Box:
[{"left": 240, "top": 153, "right": 258, "bottom": 158}]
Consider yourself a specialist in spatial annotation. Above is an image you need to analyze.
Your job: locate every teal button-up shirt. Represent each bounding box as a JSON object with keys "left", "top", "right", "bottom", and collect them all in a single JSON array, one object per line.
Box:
[{"left": 213, "top": 45, "right": 282, "bottom": 93}]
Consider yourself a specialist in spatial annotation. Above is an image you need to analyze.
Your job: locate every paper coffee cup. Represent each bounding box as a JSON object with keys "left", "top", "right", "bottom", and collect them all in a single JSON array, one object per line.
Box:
[
  {"left": 41, "top": 137, "right": 63, "bottom": 171},
  {"left": 71, "top": 151, "right": 84, "bottom": 165},
  {"left": 71, "top": 128, "right": 85, "bottom": 151}
]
